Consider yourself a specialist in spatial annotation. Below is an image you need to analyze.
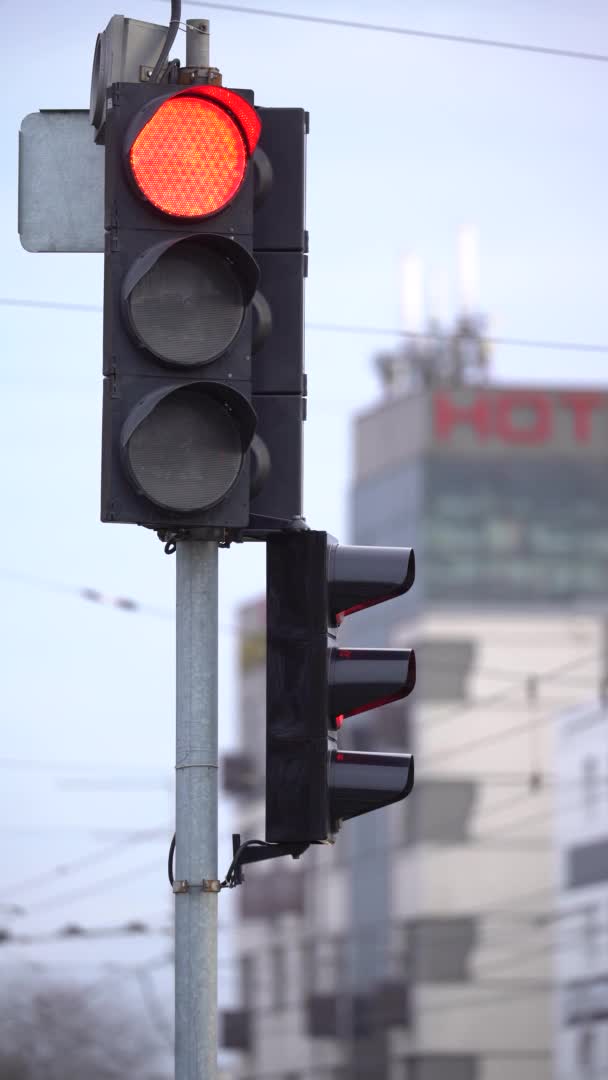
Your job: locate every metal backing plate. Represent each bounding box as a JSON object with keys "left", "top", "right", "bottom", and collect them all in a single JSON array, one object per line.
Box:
[{"left": 18, "top": 110, "right": 104, "bottom": 252}]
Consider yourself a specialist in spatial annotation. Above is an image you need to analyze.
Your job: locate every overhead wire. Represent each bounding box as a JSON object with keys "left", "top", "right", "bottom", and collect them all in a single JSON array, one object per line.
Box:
[
  {"left": 0, "top": 567, "right": 173, "bottom": 620},
  {"left": 1, "top": 297, "right": 608, "bottom": 356},
  {"left": 13, "top": 858, "right": 163, "bottom": 915},
  {"left": 0, "top": 830, "right": 165, "bottom": 903},
  {"left": 475, "top": 782, "right": 599, "bottom": 840},
  {"left": 0, "top": 921, "right": 171, "bottom": 947},
  {"left": 423, "top": 696, "right": 593, "bottom": 769},
  {"left": 172, "top": 0, "right": 608, "bottom": 65},
  {"left": 135, "top": 965, "right": 173, "bottom": 1047},
  {"left": 419, "top": 647, "right": 599, "bottom": 734}
]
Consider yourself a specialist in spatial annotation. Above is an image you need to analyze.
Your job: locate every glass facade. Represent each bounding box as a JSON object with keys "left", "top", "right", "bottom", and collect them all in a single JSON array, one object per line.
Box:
[{"left": 425, "top": 456, "right": 608, "bottom": 606}]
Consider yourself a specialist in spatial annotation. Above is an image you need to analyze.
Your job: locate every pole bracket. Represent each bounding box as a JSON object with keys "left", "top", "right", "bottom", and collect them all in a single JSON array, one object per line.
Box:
[
  {"left": 172, "top": 878, "right": 221, "bottom": 895},
  {"left": 219, "top": 833, "right": 310, "bottom": 889}
]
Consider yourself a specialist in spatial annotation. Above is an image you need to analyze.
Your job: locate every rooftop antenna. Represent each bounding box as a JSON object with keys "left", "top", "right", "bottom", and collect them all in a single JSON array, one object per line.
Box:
[
  {"left": 377, "top": 253, "right": 425, "bottom": 396},
  {"left": 402, "top": 253, "right": 424, "bottom": 337},
  {"left": 454, "top": 224, "right": 489, "bottom": 384},
  {"left": 458, "top": 223, "right": 480, "bottom": 318}
]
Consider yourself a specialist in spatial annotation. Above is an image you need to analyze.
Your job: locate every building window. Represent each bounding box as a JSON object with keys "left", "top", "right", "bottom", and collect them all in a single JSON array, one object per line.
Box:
[
  {"left": 300, "top": 940, "right": 316, "bottom": 996},
  {"left": 584, "top": 756, "right": 599, "bottom": 815},
  {"left": 240, "top": 953, "right": 254, "bottom": 1009},
  {"left": 270, "top": 944, "right": 286, "bottom": 1011},
  {"left": 577, "top": 1026, "right": 596, "bottom": 1076},
  {"left": 582, "top": 906, "right": 599, "bottom": 965},
  {"left": 410, "top": 917, "right": 477, "bottom": 982},
  {"left": 405, "top": 779, "right": 476, "bottom": 846}
]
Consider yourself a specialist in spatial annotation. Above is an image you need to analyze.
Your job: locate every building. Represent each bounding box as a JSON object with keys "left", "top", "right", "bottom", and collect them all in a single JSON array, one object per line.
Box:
[
  {"left": 221, "top": 334, "right": 608, "bottom": 1080},
  {"left": 555, "top": 697, "right": 608, "bottom": 1079}
]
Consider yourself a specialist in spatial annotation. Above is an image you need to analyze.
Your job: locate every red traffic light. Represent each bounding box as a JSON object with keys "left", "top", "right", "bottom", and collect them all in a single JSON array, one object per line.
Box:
[
  {"left": 329, "top": 647, "right": 416, "bottom": 727},
  {"left": 328, "top": 544, "right": 415, "bottom": 627},
  {"left": 128, "top": 87, "right": 261, "bottom": 219}
]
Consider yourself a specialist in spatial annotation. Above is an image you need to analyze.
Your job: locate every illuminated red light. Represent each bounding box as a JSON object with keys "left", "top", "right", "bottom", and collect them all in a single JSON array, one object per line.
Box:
[
  {"left": 342, "top": 691, "right": 405, "bottom": 719},
  {"left": 335, "top": 715, "right": 344, "bottom": 729},
  {"left": 129, "top": 96, "right": 248, "bottom": 218},
  {"left": 195, "top": 85, "right": 261, "bottom": 153},
  {"left": 335, "top": 592, "right": 399, "bottom": 627}
]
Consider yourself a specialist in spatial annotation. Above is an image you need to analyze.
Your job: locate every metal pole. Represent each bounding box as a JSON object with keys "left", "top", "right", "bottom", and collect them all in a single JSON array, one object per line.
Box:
[
  {"left": 175, "top": 540, "right": 219, "bottom": 1080},
  {"left": 186, "top": 18, "right": 211, "bottom": 69}
]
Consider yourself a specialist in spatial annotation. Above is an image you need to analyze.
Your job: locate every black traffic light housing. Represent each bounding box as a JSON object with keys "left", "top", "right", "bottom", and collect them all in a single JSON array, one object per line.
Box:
[
  {"left": 266, "top": 530, "right": 415, "bottom": 844},
  {"left": 249, "top": 106, "right": 308, "bottom": 533},
  {"left": 101, "top": 83, "right": 307, "bottom": 536}
]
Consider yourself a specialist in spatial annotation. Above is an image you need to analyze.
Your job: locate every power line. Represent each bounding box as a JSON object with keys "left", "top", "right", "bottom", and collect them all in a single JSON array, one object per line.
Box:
[
  {"left": 173, "top": 0, "right": 608, "bottom": 65},
  {"left": 0, "top": 830, "right": 165, "bottom": 903},
  {"left": 16, "top": 858, "right": 163, "bottom": 915},
  {"left": 307, "top": 321, "right": 608, "bottom": 354},
  {"left": 2, "top": 297, "right": 608, "bottom": 356},
  {"left": 0, "top": 920, "right": 171, "bottom": 947},
  {"left": 135, "top": 966, "right": 173, "bottom": 1047},
  {"left": 0, "top": 567, "right": 173, "bottom": 619},
  {"left": 0, "top": 756, "right": 167, "bottom": 775},
  {"left": 423, "top": 677, "right": 599, "bottom": 769},
  {"left": 0, "top": 298, "right": 101, "bottom": 313},
  {"left": 420, "top": 647, "right": 599, "bottom": 735},
  {"left": 0, "top": 566, "right": 241, "bottom": 635}
]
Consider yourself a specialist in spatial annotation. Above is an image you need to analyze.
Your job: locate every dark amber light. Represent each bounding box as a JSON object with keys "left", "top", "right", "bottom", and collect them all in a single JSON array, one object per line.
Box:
[{"left": 129, "top": 96, "right": 247, "bottom": 218}]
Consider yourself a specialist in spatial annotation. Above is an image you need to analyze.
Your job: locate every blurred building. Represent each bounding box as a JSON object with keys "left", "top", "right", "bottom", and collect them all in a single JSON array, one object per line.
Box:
[
  {"left": 555, "top": 696, "right": 608, "bottom": 1079},
  {"left": 221, "top": 320, "right": 608, "bottom": 1080}
]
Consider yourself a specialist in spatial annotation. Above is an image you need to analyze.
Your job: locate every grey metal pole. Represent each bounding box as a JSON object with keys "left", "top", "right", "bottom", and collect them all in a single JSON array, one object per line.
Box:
[
  {"left": 175, "top": 540, "right": 219, "bottom": 1080},
  {"left": 186, "top": 19, "right": 211, "bottom": 69}
]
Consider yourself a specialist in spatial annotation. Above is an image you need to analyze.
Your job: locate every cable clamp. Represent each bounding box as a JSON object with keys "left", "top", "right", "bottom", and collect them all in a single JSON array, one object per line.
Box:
[{"left": 172, "top": 878, "right": 221, "bottom": 895}]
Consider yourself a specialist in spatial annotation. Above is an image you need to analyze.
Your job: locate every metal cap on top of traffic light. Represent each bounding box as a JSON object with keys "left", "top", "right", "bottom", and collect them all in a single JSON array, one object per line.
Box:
[
  {"left": 101, "top": 80, "right": 265, "bottom": 530},
  {"left": 266, "top": 531, "right": 415, "bottom": 844}
]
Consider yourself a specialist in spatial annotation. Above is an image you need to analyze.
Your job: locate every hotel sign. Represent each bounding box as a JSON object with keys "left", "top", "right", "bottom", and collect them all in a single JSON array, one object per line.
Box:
[{"left": 433, "top": 389, "right": 608, "bottom": 450}]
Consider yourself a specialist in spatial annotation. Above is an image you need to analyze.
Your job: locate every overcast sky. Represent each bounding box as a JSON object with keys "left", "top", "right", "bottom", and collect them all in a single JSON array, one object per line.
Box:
[{"left": 1, "top": 0, "right": 607, "bottom": 1006}]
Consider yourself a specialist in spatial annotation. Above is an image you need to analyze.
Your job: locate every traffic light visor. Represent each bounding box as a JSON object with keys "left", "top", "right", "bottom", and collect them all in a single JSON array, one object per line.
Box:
[
  {"left": 328, "top": 545, "right": 415, "bottom": 626},
  {"left": 123, "top": 236, "right": 259, "bottom": 368},
  {"left": 121, "top": 383, "right": 255, "bottom": 512},
  {"left": 329, "top": 750, "right": 414, "bottom": 824},
  {"left": 330, "top": 648, "right": 416, "bottom": 726},
  {"left": 128, "top": 90, "right": 259, "bottom": 218}
]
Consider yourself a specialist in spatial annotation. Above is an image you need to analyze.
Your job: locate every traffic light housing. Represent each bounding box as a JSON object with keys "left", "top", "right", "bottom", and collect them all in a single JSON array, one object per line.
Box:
[
  {"left": 101, "top": 81, "right": 307, "bottom": 534},
  {"left": 266, "top": 530, "right": 415, "bottom": 844},
  {"left": 249, "top": 106, "right": 307, "bottom": 532}
]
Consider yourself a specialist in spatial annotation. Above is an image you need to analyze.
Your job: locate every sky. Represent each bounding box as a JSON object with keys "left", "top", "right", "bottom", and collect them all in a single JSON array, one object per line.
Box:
[{"left": 1, "top": 0, "right": 608, "bottom": 1027}]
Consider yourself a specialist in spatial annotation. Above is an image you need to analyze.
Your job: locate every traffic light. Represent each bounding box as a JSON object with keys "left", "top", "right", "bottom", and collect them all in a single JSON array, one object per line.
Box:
[
  {"left": 101, "top": 80, "right": 307, "bottom": 533},
  {"left": 249, "top": 106, "right": 307, "bottom": 532},
  {"left": 266, "top": 530, "right": 415, "bottom": 844}
]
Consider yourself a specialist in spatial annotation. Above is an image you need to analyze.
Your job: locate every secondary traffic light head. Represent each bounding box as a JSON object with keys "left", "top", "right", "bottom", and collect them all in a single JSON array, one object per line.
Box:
[
  {"left": 266, "top": 531, "right": 415, "bottom": 844},
  {"left": 101, "top": 81, "right": 307, "bottom": 535}
]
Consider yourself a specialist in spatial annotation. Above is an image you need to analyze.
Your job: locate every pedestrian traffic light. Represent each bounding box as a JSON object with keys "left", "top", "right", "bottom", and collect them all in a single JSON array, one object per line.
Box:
[
  {"left": 101, "top": 80, "right": 307, "bottom": 534},
  {"left": 266, "top": 530, "right": 415, "bottom": 844}
]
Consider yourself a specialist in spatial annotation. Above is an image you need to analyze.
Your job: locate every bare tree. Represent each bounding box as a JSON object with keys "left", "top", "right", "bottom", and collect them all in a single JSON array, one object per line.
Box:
[{"left": 0, "top": 974, "right": 171, "bottom": 1080}]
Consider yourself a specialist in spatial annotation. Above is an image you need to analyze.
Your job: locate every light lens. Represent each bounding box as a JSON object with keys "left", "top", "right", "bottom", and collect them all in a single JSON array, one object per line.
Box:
[
  {"left": 129, "top": 96, "right": 247, "bottom": 218},
  {"left": 128, "top": 241, "right": 245, "bottom": 366},
  {"left": 126, "top": 388, "right": 243, "bottom": 511}
]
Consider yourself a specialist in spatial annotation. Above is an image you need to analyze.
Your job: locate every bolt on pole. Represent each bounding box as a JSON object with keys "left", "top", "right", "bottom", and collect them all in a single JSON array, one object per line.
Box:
[{"left": 175, "top": 540, "right": 219, "bottom": 1080}]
